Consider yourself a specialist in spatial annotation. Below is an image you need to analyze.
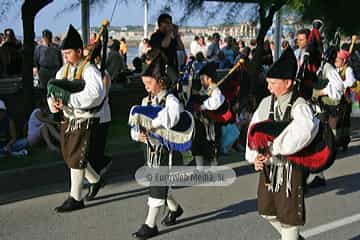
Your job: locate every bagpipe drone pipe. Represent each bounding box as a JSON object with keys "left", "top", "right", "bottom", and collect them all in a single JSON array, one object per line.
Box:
[{"left": 128, "top": 105, "right": 194, "bottom": 152}]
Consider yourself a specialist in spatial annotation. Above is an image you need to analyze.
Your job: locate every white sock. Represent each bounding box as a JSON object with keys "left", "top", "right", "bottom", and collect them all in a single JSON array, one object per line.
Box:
[
  {"left": 210, "top": 157, "right": 218, "bottom": 166},
  {"left": 166, "top": 195, "right": 179, "bottom": 212},
  {"left": 262, "top": 215, "right": 282, "bottom": 234},
  {"left": 195, "top": 156, "right": 204, "bottom": 170},
  {"left": 315, "top": 171, "right": 325, "bottom": 179},
  {"left": 281, "top": 224, "right": 300, "bottom": 240},
  {"left": 70, "top": 168, "right": 85, "bottom": 201},
  {"left": 307, "top": 171, "right": 325, "bottom": 184},
  {"left": 145, "top": 206, "right": 160, "bottom": 228},
  {"left": 85, "top": 163, "right": 100, "bottom": 184}
]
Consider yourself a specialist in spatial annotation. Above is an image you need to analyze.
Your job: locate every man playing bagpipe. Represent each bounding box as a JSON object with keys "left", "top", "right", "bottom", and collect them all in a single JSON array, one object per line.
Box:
[
  {"left": 296, "top": 20, "right": 324, "bottom": 100},
  {"left": 192, "top": 62, "right": 233, "bottom": 169},
  {"left": 47, "top": 25, "right": 106, "bottom": 212},
  {"left": 129, "top": 53, "right": 193, "bottom": 239},
  {"left": 246, "top": 47, "right": 320, "bottom": 240}
]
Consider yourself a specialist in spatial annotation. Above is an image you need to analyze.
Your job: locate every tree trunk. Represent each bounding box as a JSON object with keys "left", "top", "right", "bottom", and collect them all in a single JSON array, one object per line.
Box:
[
  {"left": 249, "top": 1, "right": 285, "bottom": 102},
  {"left": 21, "top": 0, "right": 53, "bottom": 117}
]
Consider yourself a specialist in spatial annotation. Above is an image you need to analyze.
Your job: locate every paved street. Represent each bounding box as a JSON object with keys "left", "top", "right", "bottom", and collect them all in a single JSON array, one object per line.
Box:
[{"left": 1, "top": 129, "right": 360, "bottom": 240}]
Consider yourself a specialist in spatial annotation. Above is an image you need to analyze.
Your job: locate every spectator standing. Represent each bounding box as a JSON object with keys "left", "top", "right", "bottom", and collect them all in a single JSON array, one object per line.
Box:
[
  {"left": 207, "top": 32, "right": 221, "bottom": 62},
  {"left": 149, "top": 13, "right": 185, "bottom": 72},
  {"left": 1, "top": 28, "right": 22, "bottom": 75},
  {"left": 190, "top": 36, "right": 200, "bottom": 57},
  {"left": 33, "top": 29, "right": 63, "bottom": 88},
  {"left": 106, "top": 39, "right": 126, "bottom": 83},
  {"left": 119, "top": 37, "right": 128, "bottom": 65}
]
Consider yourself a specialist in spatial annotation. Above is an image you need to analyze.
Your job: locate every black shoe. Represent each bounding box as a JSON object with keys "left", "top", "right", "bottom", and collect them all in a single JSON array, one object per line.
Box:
[
  {"left": 55, "top": 197, "right": 84, "bottom": 213},
  {"left": 85, "top": 178, "right": 106, "bottom": 201},
  {"left": 308, "top": 176, "right": 326, "bottom": 189},
  {"left": 161, "top": 205, "right": 184, "bottom": 226},
  {"left": 299, "top": 234, "right": 306, "bottom": 240},
  {"left": 342, "top": 145, "right": 349, "bottom": 152},
  {"left": 132, "top": 224, "right": 159, "bottom": 240},
  {"left": 100, "top": 157, "right": 112, "bottom": 176}
]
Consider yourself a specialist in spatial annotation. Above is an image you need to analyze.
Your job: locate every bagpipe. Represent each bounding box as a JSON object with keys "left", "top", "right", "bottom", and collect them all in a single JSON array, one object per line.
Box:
[
  {"left": 47, "top": 20, "right": 110, "bottom": 105},
  {"left": 190, "top": 59, "right": 245, "bottom": 123},
  {"left": 191, "top": 93, "right": 233, "bottom": 123},
  {"left": 248, "top": 119, "right": 336, "bottom": 173},
  {"left": 296, "top": 27, "right": 323, "bottom": 100},
  {"left": 128, "top": 104, "right": 194, "bottom": 152},
  {"left": 247, "top": 94, "right": 336, "bottom": 173}
]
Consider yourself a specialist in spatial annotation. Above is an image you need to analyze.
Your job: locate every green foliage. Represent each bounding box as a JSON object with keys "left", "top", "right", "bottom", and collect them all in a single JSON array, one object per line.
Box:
[
  {"left": 0, "top": 0, "right": 22, "bottom": 23},
  {"left": 296, "top": 0, "right": 360, "bottom": 36}
]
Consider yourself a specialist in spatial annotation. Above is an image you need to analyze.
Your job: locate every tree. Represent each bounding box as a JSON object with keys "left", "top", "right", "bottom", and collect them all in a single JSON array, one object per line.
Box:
[
  {"left": 21, "top": 0, "right": 53, "bottom": 117},
  {"left": 298, "top": 0, "right": 360, "bottom": 37}
]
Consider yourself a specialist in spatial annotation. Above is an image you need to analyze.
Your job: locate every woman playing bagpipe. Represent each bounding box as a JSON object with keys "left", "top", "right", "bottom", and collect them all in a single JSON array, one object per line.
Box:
[
  {"left": 246, "top": 47, "right": 321, "bottom": 240},
  {"left": 335, "top": 47, "right": 357, "bottom": 151},
  {"left": 306, "top": 46, "right": 345, "bottom": 188},
  {"left": 47, "top": 24, "right": 106, "bottom": 212},
  {"left": 129, "top": 52, "right": 193, "bottom": 239}
]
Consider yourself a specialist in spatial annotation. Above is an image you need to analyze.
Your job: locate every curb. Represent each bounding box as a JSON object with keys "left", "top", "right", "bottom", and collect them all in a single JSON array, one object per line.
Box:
[{"left": 0, "top": 151, "right": 145, "bottom": 195}]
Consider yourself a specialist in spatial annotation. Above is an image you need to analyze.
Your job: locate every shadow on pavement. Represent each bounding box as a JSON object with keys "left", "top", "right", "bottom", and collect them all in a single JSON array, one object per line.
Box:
[
  {"left": 350, "top": 235, "right": 360, "bottom": 240},
  {"left": 335, "top": 145, "right": 360, "bottom": 161},
  {"left": 82, "top": 164, "right": 255, "bottom": 208},
  {"left": 85, "top": 186, "right": 149, "bottom": 209},
  {"left": 158, "top": 198, "right": 257, "bottom": 236},
  {"left": 307, "top": 172, "right": 360, "bottom": 197}
]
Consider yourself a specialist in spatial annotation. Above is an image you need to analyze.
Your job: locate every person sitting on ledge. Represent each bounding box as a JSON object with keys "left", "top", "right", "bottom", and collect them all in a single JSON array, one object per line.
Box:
[
  {"left": 26, "top": 99, "right": 60, "bottom": 152},
  {"left": 0, "top": 100, "right": 28, "bottom": 158}
]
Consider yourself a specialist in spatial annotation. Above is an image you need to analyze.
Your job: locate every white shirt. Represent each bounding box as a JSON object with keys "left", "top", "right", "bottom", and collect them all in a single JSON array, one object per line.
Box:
[
  {"left": 151, "top": 93, "right": 182, "bottom": 129},
  {"left": 342, "top": 66, "right": 357, "bottom": 88},
  {"left": 190, "top": 40, "right": 199, "bottom": 56},
  {"left": 99, "top": 71, "right": 112, "bottom": 123},
  {"left": 322, "top": 63, "right": 344, "bottom": 101},
  {"left": 193, "top": 44, "right": 207, "bottom": 58},
  {"left": 200, "top": 85, "right": 225, "bottom": 111},
  {"left": 48, "top": 62, "right": 105, "bottom": 119},
  {"left": 27, "top": 108, "right": 44, "bottom": 137}
]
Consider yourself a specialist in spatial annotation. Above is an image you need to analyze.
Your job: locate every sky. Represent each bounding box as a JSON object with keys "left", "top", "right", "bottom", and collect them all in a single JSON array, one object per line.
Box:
[{"left": 0, "top": 0, "right": 255, "bottom": 37}]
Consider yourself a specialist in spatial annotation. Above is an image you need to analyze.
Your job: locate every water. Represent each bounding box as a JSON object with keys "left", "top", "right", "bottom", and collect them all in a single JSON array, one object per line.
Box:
[{"left": 126, "top": 47, "right": 139, "bottom": 67}]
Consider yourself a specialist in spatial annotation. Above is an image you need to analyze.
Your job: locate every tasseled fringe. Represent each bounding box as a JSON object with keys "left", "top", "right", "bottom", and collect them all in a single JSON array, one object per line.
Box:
[
  {"left": 268, "top": 159, "right": 293, "bottom": 198},
  {"left": 128, "top": 115, "right": 153, "bottom": 131},
  {"left": 205, "top": 121, "right": 216, "bottom": 142},
  {"left": 65, "top": 118, "right": 89, "bottom": 133},
  {"left": 47, "top": 84, "right": 70, "bottom": 104},
  {"left": 286, "top": 163, "right": 293, "bottom": 198},
  {"left": 147, "top": 145, "right": 163, "bottom": 168}
]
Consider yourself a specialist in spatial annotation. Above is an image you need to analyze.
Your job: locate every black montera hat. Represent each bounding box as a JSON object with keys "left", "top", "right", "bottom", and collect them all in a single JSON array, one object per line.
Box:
[
  {"left": 267, "top": 47, "right": 297, "bottom": 80},
  {"left": 199, "top": 62, "right": 217, "bottom": 82},
  {"left": 142, "top": 56, "right": 168, "bottom": 80},
  {"left": 61, "top": 24, "right": 83, "bottom": 50}
]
